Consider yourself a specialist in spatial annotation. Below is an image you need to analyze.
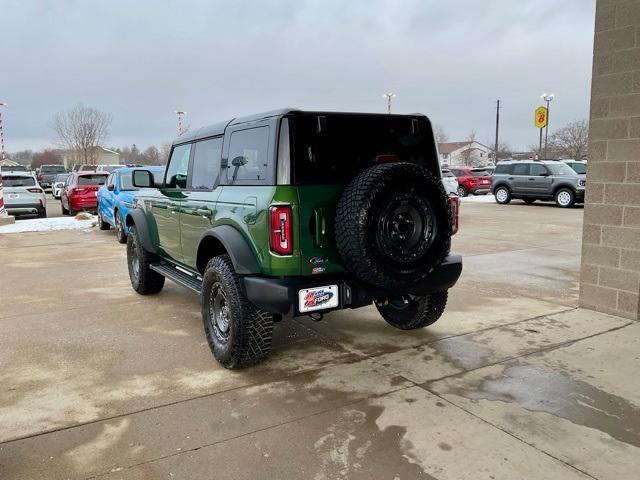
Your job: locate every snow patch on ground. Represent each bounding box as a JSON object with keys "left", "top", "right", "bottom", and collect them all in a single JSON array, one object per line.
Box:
[
  {"left": 0, "top": 215, "right": 97, "bottom": 234},
  {"left": 460, "top": 194, "right": 496, "bottom": 203}
]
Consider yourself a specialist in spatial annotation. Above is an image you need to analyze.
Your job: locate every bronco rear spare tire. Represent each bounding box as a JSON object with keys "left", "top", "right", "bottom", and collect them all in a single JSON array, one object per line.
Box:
[{"left": 335, "top": 162, "right": 450, "bottom": 292}]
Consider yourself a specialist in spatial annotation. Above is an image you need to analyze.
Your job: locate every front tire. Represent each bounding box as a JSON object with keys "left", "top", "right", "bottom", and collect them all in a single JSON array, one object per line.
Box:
[
  {"left": 202, "top": 255, "right": 274, "bottom": 369},
  {"left": 555, "top": 188, "right": 575, "bottom": 208},
  {"left": 376, "top": 291, "right": 448, "bottom": 330},
  {"left": 494, "top": 186, "right": 511, "bottom": 204},
  {"left": 127, "top": 226, "right": 165, "bottom": 294}
]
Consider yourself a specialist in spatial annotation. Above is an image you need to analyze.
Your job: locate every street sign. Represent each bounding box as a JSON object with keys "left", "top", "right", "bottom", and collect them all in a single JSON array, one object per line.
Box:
[{"left": 535, "top": 106, "right": 548, "bottom": 128}]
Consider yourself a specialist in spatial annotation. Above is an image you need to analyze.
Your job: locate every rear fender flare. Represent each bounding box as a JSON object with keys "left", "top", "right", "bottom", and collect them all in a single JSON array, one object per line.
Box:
[
  {"left": 125, "top": 208, "right": 155, "bottom": 253},
  {"left": 199, "top": 225, "right": 261, "bottom": 275}
]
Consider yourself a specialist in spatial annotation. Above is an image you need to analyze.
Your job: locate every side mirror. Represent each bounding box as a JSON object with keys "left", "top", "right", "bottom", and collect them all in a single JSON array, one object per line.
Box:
[
  {"left": 232, "top": 156, "right": 248, "bottom": 167},
  {"left": 132, "top": 169, "right": 155, "bottom": 188},
  {"left": 107, "top": 183, "right": 115, "bottom": 191}
]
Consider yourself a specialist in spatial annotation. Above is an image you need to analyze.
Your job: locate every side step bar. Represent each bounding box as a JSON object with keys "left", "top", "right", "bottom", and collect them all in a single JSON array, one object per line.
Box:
[{"left": 150, "top": 262, "right": 203, "bottom": 294}]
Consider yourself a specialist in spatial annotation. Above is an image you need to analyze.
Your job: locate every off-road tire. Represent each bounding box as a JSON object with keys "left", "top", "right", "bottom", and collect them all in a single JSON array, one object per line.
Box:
[
  {"left": 376, "top": 290, "right": 448, "bottom": 330},
  {"left": 115, "top": 210, "right": 127, "bottom": 244},
  {"left": 555, "top": 188, "right": 575, "bottom": 208},
  {"left": 127, "top": 226, "right": 165, "bottom": 294},
  {"left": 494, "top": 186, "right": 511, "bottom": 204},
  {"left": 335, "top": 162, "right": 450, "bottom": 292},
  {"left": 98, "top": 211, "right": 110, "bottom": 230},
  {"left": 201, "top": 255, "right": 274, "bottom": 369}
]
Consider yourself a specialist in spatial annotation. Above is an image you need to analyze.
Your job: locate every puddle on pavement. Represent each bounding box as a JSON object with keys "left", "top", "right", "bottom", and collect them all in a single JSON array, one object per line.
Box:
[
  {"left": 433, "top": 336, "right": 493, "bottom": 371},
  {"left": 450, "top": 364, "right": 640, "bottom": 448}
]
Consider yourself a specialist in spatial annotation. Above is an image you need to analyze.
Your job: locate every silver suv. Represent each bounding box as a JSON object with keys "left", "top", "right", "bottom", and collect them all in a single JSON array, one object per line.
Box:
[{"left": 491, "top": 160, "right": 586, "bottom": 208}]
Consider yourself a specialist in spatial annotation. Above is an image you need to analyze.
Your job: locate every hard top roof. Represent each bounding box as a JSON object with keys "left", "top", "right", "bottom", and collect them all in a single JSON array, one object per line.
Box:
[{"left": 172, "top": 108, "right": 429, "bottom": 145}]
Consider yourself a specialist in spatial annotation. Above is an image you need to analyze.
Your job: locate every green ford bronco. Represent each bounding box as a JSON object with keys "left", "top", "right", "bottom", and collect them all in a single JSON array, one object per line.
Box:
[{"left": 126, "top": 109, "right": 462, "bottom": 368}]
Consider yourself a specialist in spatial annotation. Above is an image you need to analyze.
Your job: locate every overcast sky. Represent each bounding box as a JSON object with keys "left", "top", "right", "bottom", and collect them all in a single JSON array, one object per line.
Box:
[{"left": 1, "top": 0, "right": 595, "bottom": 153}]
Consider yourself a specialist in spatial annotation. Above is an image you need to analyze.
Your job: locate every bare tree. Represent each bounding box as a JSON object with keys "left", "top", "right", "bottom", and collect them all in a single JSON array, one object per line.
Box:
[
  {"left": 141, "top": 145, "right": 164, "bottom": 165},
  {"left": 549, "top": 119, "right": 589, "bottom": 160},
  {"left": 31, "top": 150, "right": 63, "bottom": 169},
  {"left": 460, "top": 130, "right": 477, "bottom": 167},
  {"left": 433, "top": 124, "right": 449, "bottom": 144},
  {"left": 487, "top": 140, "right": 512, "bottom": 162},
  {"left": 51, "top": 104, "right": 112, "bottom": 165}
]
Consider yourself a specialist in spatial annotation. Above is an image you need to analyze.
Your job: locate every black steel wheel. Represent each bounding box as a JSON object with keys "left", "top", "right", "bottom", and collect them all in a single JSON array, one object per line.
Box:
[
  {"left": 376, "top": 291, "right": 448, "bottom": 330},
  {"left": 202, "top": 255, "right": 274, "bottom": 369},
  {"left": 126, "top": 226, "right": 165, "bottom": 294}
]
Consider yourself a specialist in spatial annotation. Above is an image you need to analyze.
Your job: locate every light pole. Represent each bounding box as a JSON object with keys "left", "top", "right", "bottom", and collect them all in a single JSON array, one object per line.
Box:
[
  {"left": 383, "top": 93, "right": 396, "bottom": 114},
  {"left": 540, "top": 93, "right": 555, "bottom": 158},
  {"left": 0, "top": 102, "right": 6, "bottom": 162},
  {"left": 174, "top": 110, "right": 187, "bottom": 136},
  {"left": 494, "top": 99, "right": 500, "bottom": 164}
]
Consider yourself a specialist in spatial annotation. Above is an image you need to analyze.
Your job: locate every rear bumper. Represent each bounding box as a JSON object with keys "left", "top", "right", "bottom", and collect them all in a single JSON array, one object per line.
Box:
[
  {"left": 6, "top": 203, "right": 44, "bottom": 215},
  {"left": 70, "top": 196, "right": 98, "bottom": 211},
  {"left": 241, "top": 254, "right": 463, "bottom": 316}
]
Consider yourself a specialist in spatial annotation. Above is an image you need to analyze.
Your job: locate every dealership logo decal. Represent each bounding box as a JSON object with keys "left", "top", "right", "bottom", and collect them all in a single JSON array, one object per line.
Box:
[{"left": 304, "top": 289, "right": 334, "bottom": 308}]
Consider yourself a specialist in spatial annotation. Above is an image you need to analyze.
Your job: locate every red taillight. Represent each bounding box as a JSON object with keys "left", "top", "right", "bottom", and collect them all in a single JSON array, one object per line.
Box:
[
  {"left": 72, "top": 187, "right": 86, "bottom": 195},
  {"left": 269, "top": 205, "right": 293, "bottom": 255},
  {"left": 27, "top": 188, "right": 43, "bottom": 194},
  {"left": 448, "top": 195, "right": 460, "bottom": 235}
]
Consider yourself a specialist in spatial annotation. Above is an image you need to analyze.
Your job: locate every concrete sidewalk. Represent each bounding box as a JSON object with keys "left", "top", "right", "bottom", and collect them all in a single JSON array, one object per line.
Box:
[{"left": 1, "top": 202, "right": 638, "bottom": 479}]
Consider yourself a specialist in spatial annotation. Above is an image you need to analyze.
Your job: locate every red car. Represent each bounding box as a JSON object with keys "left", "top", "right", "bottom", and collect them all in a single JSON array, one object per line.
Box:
[
  {"left": 448, "top": 167, "right": 492, "bottom": 197},
  {"left": 60, "top": 172, "right": 108, "bottom": 215}
]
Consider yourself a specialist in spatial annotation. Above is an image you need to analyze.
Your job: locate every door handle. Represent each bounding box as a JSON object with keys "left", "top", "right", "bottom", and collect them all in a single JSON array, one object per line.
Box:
[
  {"left": 528, "top": 178, "right": 535, "bottom": 181},
  {"left": 508, "top": 177, "right": 514, "bottom": 180}
]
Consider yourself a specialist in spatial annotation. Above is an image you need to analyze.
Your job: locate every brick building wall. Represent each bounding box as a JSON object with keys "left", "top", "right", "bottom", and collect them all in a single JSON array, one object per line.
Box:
[{"left": 580, "top": 0, "right": 640, "bottom": 319}]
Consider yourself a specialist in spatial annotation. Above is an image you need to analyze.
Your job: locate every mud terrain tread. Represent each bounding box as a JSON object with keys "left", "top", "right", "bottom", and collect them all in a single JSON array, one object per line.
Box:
[
  {"left": 202, "top": 255, "right": 274, "bottom": 369},
  {"left": 127, "top": 226, "right": 165, "bottom": 295},
  {"left": 335, "top": 162, "right": 451, "bottom": 291}
]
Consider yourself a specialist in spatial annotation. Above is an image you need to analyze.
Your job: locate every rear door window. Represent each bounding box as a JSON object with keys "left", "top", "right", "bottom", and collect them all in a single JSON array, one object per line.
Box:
[
  {"left": 512, "top": 164, "right": 530, "bottom": 176},
  {"left": 190, "top": 137, "right": 223, "bottom": 190},
  {"left": 227, "top": 127, "right": 269, "bottom": 183},
  {"left": 530, "top": 164, "right": 548, "bottom": 176}
]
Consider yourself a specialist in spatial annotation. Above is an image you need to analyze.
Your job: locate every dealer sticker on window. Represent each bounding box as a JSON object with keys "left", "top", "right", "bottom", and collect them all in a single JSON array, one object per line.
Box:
[{"left": 298, "top": 285, "right": 339, "bottom": 313}]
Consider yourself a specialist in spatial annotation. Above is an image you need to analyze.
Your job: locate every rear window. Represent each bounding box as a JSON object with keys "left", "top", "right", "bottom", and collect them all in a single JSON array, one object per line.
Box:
[
  {"left": 78, "top": 174, "right": 107, "bottom": 185},
  {"left": 547, "top": 163, "right": 577, "bottom": 176},
  {"left": 567, "top": 162, "right": 587, "bottom": 174},
  {"left": 291, "top": 114, "right": 435, "bottom": 184},
  {"left": 4, "top": 176, "right": 36, "bottom": 187},
  {"left": 1, "top": 165, "right": 27, "bottom": 172},
  {"left": 54, "top": 174, "right": 70, "bottom": 182},
  {"left": 41, "top": 165, "right": 66, "bottom": 173},
  {"left": 470, "top": 169, "right": 489, "bottom": 177}
]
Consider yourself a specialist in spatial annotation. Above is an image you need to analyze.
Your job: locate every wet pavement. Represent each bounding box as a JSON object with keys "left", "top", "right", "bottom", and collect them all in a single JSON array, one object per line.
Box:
[{"left": 1, "top": 201, "right": 638, "bottom": 479}]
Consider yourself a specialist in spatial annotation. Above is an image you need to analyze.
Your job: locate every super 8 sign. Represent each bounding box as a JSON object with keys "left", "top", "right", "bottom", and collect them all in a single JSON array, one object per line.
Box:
[{"left": 535, "top": 106, "right": 548, "bottom": 128}]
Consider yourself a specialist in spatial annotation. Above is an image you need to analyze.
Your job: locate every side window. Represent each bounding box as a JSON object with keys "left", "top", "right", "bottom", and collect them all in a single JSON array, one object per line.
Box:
[
  {"left": 106, "top": 174, "right": 115, "bottom": 189},
  {"left": 512, "top": 164, "right": 529, "bottom": 176},
  {"left": 450, "top": 169, "right": 462, "bottom": 177},
  {"left": 190, "top": 137, "right": 223, "bottom": 190},
  {"left": 530, "top": 164, "right": 548, "bottom": 176},
  {"left": 165, "top": 144, "right": 191, "bottom": 189},
  {"left": 494, "top": 164, "right": 511, "bottom": 174},
  {"left": 227, "top": 127, "right": 269, "bottom": 183}
]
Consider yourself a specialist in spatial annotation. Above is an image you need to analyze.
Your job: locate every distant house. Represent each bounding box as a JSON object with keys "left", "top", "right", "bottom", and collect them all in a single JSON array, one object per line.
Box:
[
  {"left": 61, "top": 147, "right": 121, "bottom": 169},
  {"left": 438, "top": 141, "right": 495, "bottom": 167}
]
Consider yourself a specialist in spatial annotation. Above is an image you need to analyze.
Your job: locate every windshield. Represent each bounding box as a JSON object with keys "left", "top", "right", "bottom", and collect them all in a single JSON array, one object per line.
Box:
[
  {"left": 78, "top": 174, "right": 107, "bottom": 185},
  {"left": 291, "top": 114, "right": 436, "bottom": 184},
  {"left": 5, "top": 176, "right": 36, "bottom": 187},
  {"left": 567, "top": 162, "right": 587, "bottom": 174},
  {"left": 41, "top": 165, "right": 66, "bottom": 173},
  {"left": 546, "top": 163, "right": 577, "bottom": 176}
]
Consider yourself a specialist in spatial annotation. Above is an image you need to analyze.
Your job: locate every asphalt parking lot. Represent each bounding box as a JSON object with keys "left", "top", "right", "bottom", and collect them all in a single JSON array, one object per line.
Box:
[{"left": 1, "top": 201, "right": 639, "bottom": 479}]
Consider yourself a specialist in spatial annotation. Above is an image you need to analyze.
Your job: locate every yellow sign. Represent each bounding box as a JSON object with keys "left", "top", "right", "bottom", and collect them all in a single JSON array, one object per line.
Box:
[{"left": 535, "top": 106, "right": 548, "bottom": 129}]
